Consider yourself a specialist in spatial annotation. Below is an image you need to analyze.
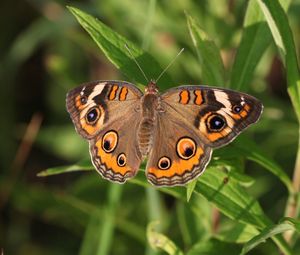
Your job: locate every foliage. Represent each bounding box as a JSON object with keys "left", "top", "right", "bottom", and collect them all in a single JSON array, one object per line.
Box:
[{"left": 1, "top": 0, "right": 300, "bottom": 254}]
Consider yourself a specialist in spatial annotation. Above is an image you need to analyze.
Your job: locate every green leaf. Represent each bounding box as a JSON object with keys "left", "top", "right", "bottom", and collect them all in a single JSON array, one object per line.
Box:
[
  {"left": 37, "top": 159, "right": 93, "bottom": 177},
  {"left": 230, "top": 0, "right": 271, "bottom": 90},
  {"left": 187, "top": 238, "right": 241, "bottom": 255},
  {"left": 96, "top": 184, "right": 123, "bottom": 255},
  {"left": 216, "top": 136, "right": 294, "bottom": 193},
  {"left": 217, "top": 223, "right": 260, "bottom": 243},
  {"left": 233, "top": 137, "right": 294, "bottom": 193},
  {"left": 186, "top": 179, "right": 197, "bottom": 202},
  {"left": 196, "top": 167, "right": 268, "bottom": 228},
  {"left": 68, "top": 6, "right": 173, "bottom": 88},
  {"left": 241, "top": 218, "right": 300, "bottom": 255},
  {"left": 79, "top": 212, "right": 103, "bottom": 255},
  {"left": 256, "top": 0, "right": 300, "bottom": 121},
  {"left": 194, "top": 169, "right": 292, "bottom": 255},
  {"left": 132, "top": 167, "right": 269, "bottom": 228},
  {"left": 147, "top": 221, "right": 184, "bottom": 255},
  {"left": 228, "top": 171, "right": 255, "bottom": 188},
  {"left": 230, "top": 0, "right": 291, "bottom": 91},
  {"left": 186, "top": 13, "right": 226, "bottom": 86}
]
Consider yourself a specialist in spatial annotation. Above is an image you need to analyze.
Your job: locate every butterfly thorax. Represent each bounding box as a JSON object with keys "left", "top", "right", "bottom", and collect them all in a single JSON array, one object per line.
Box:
[{"left": 138, "top": 86, "right": 160, "bottom": 157}]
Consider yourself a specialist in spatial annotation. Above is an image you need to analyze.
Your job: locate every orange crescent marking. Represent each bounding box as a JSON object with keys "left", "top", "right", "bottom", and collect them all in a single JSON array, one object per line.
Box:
[
  {"left": 206, "top": 127, "right": 232, "bottom": 142},
  {"left": 95, "top": 139, "right": 130, "bottom": 175},
  {"left": 231, "top": 104, "right": 251, "bottom": 119},
  {"left": 119, "top": 87, "right": 128, "bottom": 101},
  {"left": 231, "top": 113, "right": 242, "bottom": 120},
  {"left": 240, "top": 104, "right": 250, "bottom": 117},
  {"left": 148, "top": 147, "right": 204, "bottom": 178},
  {"left": 75, "top": 95, "right": 85, "bottom": 110},
  {"left": 81, "top": 123, "right": 100, "bottom": 135},
  {"left": 108, "top": 85, "right": 118, "bottom": 100},
  {"left": 194, "top": 90, "right": 203, "bottom": 105},
  {"left": 179, "top": 90, "right": 190, "bottom": 104}
]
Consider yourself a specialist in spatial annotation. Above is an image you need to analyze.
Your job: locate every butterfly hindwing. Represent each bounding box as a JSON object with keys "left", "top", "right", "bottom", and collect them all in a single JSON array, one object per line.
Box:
[
  {"left": 89, "top": 113, "right": 143, "bottom": 183},
  {"left": 146, "top": 102, "right": 212, "bottom": 186}
]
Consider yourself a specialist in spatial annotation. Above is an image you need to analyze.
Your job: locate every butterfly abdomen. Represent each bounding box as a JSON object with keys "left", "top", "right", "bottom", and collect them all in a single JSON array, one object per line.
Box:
[
  {"left": 138, "top": 117, "right": 155, "bottom": 156},
  {"left": 138, "top": 94, "right": 159, "bottom": 156}
]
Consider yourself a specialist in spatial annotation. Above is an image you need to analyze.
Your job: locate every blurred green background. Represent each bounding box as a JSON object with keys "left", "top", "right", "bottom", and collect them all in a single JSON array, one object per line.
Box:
[{"left": 1, "top": 0, "right": 300, "bottom": 254}]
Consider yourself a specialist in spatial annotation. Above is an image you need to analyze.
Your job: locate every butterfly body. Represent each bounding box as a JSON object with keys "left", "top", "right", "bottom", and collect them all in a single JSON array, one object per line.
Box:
[{"left": 66, "top": 80, "right": 263, "bottom": 186}]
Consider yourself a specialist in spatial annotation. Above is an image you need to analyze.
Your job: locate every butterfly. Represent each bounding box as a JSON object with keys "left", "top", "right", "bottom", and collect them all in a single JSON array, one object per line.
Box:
[{"left": 66, "top": 80, "right": 263, "bottom": 186}]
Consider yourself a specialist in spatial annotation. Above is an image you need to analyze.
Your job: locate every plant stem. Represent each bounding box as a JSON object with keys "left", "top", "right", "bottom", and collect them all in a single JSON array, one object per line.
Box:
[
  {"left": 284, "top": 129, "right": 300, "bottom": 242},
  {"left": 292, "top": 132, "right": 300, "bottom": 196},
  {"left": 96, "top": 184, "right": 123, "bottom": 255}
]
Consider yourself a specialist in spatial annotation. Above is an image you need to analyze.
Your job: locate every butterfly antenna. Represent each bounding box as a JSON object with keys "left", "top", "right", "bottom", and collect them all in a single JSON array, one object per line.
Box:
[
  {"left": 155, "top": 48, "right": 184, "bottom": 83},
  {"left": 125, "top": 44, "right": 149, "bottom": 82}
]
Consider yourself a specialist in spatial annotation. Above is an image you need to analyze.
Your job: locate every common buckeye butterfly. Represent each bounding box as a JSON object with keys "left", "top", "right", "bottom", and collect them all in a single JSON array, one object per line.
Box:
[{"left": 66, "top": 80, "right": 263, "bottom": 186}]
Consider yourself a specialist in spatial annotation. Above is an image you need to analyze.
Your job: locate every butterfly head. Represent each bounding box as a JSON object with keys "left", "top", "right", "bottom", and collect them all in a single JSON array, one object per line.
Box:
[{"left": 145, "top": 80, "right": 159, "bottom": 94}]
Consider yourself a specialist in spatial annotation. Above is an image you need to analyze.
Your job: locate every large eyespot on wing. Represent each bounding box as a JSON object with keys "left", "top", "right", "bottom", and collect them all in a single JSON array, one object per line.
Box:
[
  {"left": 194, "top": 89, "right": 263, "bottom": 147},
  {"left": 66, "top": 80, "right": 143, "bottom": 139},
  {"left": 89, "top": 128, "right": 142, "bottom": 184},
  {"left": 161, "top": 85, "right": 263, "bottom": 148},
  {"left": 146, "top": 136, "right": 212, "bottom": 187},
  {"left": 87, "top": 103, "right": 143, "bottom": 184},
  {"left": 90, "top": 130, "right": 132, "bottom": 183},
  {"left": 66, "top": 81, "right": 109, "bottom": 139},
  {"left": 145, "top": 102, "right": 213, "bottom": 187}
]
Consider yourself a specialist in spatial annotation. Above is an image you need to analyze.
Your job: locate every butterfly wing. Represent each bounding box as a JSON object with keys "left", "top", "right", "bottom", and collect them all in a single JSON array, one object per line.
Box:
[
  {"left": 161, "top": 85, "right": 263, "bottom": 148},
  {"left": 145, "top": 85, "right": 262, "bottom": 186},
  {"left": 145, "top": 102, "right": 212, "bottom": 186},
  {"left": 66, "top": 80, "right": 143, "bottom": 183}
]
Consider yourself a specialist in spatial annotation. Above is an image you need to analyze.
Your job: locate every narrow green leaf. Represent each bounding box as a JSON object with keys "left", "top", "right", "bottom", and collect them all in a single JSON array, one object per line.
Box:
[
  {"left": 217, "top": 223, "right": 260, "bottom": 243},
  {"left": 79, "top": 212, "right": 103, "bottom": 255},
  {"left": 196, "top": 167, "right": 268, "bottom": 228},
  {"left": 68, "top": 6, "right": 173, "bottom": 88},
  {"left": 241, "top": 218, "right": 300, "bottom": 255},
  {"left": 187, "top": 238, "right": 241, "bottom": 255},
  {"left": 132, "top": 167, "right": 269, "bottom": 229},
  {"left": 146, "top": 186, "right": 164, "bottom": 255},
  {"left": 215, "top": 136, "right": 294, "bottom": 193},
  {"left": 228, "top": 171, "right": 255, "bottom": 188},
  {"left": 256, "top": 0, "right": 300, "bottom": 121},
  {"left": 280, "top": 217, "right": 300, "bottom": 232},
  {"left": 230, "top": 0, "right": 291, "bottom": 91},
  {"left": 233, "top": 137, "right": 294, "bottom": 193},
  {"left": 37, "top": 159, "right": 93, "bottom": 177},
  {"left": 186, "top": 13, "right": 225, "bottom": 86},
  {"left": 186, "top": 179, "right": 197, "bottom": 202},
  {"left": 230, "top": 0, "right": 271, "bottom": 90},
  {"left": 147, "top": 221, "right": 184, "bottom": 255},
  {"left": 96, "top": 184, "right": 123, "bottom": 255},
  {"left": 195, "top": 170, "right": 292, "bottom": 255}
]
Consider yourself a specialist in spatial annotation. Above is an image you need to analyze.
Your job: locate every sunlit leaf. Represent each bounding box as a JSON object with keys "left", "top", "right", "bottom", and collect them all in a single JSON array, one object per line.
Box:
[
  {"left": 230, "top": 0, "right": 291, "bottom": 91},
  {"left": 256, "top": 0, "right": 300, "bottom": 121},
  {"left": 186, "top": 13, "right": 226, "bottom": 86},
  {"left": 241, "top": 218, "right": 300, "bottom": 254},
  {"left": 187, "top": 238, "right": 241, "bottom": 255},
  {"left": 68, "top": 6, "right": 173, "bottom": 88},
  {"left": 147, "top": 221, "right": 184, "bottom": 255},
  {"left": 37, "top": 159, "right": 93, "bottom": 177}
]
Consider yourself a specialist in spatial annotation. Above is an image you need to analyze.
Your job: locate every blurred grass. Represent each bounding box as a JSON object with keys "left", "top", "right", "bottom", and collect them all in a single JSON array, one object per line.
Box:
[{"left": 1, "top": 0, "right": 300, "bottom": 254}]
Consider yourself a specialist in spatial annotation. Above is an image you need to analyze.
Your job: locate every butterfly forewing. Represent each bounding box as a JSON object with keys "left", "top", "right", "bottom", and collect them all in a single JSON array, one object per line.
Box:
[
  {"left": 161, "top": 85, "right": 263, "bottom": 148},
  {"left": 66, "top": 81, "right": 144, "bottom": 183}
]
